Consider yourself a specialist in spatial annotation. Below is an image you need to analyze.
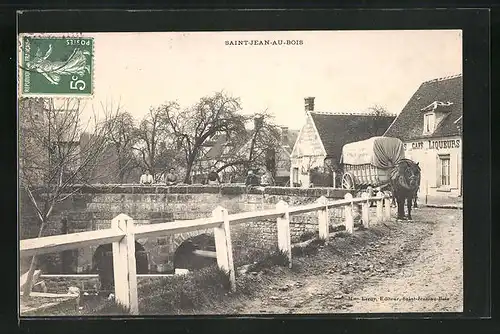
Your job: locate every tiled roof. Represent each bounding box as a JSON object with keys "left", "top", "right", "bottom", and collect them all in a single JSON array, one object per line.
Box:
[
  {"left": 310, "top": 112, "right": 396, "bottom": 160},
  {"left": 206, "top": 127, "right": 300, "bottom": 159},
  {"left": 282, "top": 129, "right": 300, "bottom": 155},
  {"left": 205, "top": 134, "right": 228, "bottom": 159},
  {"left": 384, "top": 74, "right": 462, "bottom": 141}
]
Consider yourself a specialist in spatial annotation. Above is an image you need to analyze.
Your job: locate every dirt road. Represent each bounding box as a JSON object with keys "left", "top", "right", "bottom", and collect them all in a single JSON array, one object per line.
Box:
[{"left": 206, "top": 207, "right": 463, "bottom": 315}]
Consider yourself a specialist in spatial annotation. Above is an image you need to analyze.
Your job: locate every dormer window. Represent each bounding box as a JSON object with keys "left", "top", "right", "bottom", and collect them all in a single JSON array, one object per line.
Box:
[
  {"left": 421, "top": 101, "right": 453, "bottom": 135},
  {"left": 423, "top": 112, "right": 435, "bottom": 135}
]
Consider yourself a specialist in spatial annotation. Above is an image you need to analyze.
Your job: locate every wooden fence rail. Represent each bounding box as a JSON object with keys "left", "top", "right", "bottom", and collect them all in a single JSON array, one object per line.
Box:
[{"left": 20, "top": 191, "right": 392, "bottom": 315}]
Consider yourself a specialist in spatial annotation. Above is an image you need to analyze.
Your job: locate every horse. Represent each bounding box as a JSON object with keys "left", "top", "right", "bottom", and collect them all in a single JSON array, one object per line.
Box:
[
  {"left": 389, "top": 159, "right": 421, "bottom": 221},
  {"left": 391, "top": 186, "right": 419, "bottom": 208}
]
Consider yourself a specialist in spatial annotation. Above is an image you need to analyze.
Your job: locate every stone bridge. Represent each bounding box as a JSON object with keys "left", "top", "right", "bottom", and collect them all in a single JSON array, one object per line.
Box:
[{"left": 20, "top": 185, "right": 351, "bottom": 274}]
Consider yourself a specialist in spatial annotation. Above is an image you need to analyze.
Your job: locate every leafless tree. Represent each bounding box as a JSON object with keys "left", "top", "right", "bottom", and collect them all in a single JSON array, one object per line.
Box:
[
  {"left": 367, "top": 104, "right": 394, "bottom": 137},
  {"left": 212, "top": 110, "right": 282, "bottom": 180},
  {"left": 368, "top": 104, "right": 390, "bottom": 116},
  {"left": 19, "top": 97, "right": 118, "bottom": 296},
  {"left": 133, "top": 103, "right": 179, "bottom": 180},
  {"left": 103, "top": 111, "right": 141, "bottom": 183},
  {"left": 162, "top": 91, "right": 246, "bottom": 183}
]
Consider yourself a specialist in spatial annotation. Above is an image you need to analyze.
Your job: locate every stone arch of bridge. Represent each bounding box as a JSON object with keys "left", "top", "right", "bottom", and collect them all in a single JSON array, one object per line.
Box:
[{"left": 171, "top": 228, "right": 214, "bottom": 252}]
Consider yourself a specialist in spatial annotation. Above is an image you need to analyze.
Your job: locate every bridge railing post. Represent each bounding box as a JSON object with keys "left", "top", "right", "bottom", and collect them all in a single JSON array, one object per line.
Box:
[
  {"left": 376, "top": 191, "right": 384, "bottom": 222},
  {"left": 344, "top": 193, "right": 354, "bottom": 233},
  {"left": 361, "top": 192, "right": 370, "bottom": 229},
  {"left": 212, "top": 206, "right": 236, "bottom": 292},
  {"left": 111, "top": 213, "right": 139, "bottom": 315},
  {"left": 316, "top": 196, "right": 329, "bottom": 243},
  {"left": 276, "top": 200, "right": 292, "bottom": 268},
  {"left": 384, "top": 193, "right": 392, "bottom": 220}
]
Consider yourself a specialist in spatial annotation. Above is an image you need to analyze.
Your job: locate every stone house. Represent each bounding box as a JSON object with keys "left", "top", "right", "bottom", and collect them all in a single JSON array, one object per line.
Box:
[
  {"left": 290, "top": 97, "right": 396, "bottom": 188},
  {"left": 384, "top": 74, "right": 463, "bottom": 204}
]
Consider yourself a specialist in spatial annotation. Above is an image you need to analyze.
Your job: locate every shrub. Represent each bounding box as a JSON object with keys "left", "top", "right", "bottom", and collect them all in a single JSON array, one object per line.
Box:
[
  {"left": 299, "top": 230, "right": 318, "bottom": 242},
  {"left": 247, "top": 247, "right": 289, "bottom": 272},
  {"left": 292, "top": 238, "right": 325, "bottom": 257},
  {"left": 138, "top": 265, "right": 231, "bottom": 314}
]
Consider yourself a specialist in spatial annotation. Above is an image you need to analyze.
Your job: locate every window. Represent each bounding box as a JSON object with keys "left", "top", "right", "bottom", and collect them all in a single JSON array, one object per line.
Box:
[
  {"left": 439, "top": 154, "right": 451, "bottom": 187},
  {"left": 292, "top": 167, "right": 299, "bottom": 183},
  {"left": 424, "top": 113, "right": 435, "bottom": 134}
]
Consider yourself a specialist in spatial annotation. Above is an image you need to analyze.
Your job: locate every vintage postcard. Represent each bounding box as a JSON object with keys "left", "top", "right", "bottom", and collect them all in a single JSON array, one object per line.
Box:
[{"left": 18, "top": 29, "right": 463, "bottom": 316}]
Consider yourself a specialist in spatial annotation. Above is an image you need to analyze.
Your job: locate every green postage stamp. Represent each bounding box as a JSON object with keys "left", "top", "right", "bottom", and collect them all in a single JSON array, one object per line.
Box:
[{"left": 20, "top": 35, "right": 94, "bottom": 96}]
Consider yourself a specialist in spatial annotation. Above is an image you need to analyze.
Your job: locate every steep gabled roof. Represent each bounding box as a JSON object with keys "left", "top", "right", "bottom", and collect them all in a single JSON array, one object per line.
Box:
[
  {"left": 310, "top": 112, "right": 396, "bottom": 160},
  {"left": 384, "top": 74, "right": 462, "bottom": 141}
]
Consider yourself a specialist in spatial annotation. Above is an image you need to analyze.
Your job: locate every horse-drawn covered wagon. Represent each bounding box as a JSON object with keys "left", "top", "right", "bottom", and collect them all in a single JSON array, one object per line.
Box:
[
  {"left": 340, "top": 136, "right": 405, "bottom": 193},
  {"left": 340, "top": 136, "right": 422, "bottom": 221}
]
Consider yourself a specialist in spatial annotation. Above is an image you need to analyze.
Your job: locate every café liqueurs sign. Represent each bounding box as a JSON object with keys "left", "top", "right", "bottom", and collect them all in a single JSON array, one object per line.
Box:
[{"left": 403, "top": 138, "right": 461, "bottom": 151}]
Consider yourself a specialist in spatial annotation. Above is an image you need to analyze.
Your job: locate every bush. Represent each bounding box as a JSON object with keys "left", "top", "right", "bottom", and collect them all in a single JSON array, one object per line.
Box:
[
  {"left": 299, "top": 230, "right": 319, "bottom": 242},
  {"left": 292, "top": 238, "right": 325, "bottom": 257},
  {"left": 139, "top": 265, "right": 231, "bottom": 314},
  {"left": 247, "top": 247, "right": 289, "bottom": 272}
]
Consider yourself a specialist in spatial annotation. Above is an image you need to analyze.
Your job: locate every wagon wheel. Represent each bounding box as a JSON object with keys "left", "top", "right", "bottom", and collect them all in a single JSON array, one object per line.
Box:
[{"left": 342, "top": 172, "right": 355, "bottom": 190}]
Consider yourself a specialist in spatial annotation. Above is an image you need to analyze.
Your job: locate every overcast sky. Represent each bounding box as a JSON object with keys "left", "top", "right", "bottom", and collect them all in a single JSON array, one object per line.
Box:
[{"left": 38, "top": 30, "right": 462, "bottom": 130}]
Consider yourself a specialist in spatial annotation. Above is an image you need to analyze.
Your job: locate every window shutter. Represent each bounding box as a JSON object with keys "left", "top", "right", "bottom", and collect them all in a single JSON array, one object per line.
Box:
[
  {"left": 434, "top": 154, "right": 439, "bottom": 187},
  {"left": 451, "top": 152, "right": 459, "bottom": 189}
]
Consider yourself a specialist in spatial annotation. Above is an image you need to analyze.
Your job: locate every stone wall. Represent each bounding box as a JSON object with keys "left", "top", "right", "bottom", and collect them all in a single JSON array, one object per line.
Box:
[{"left": 20, "top": 185, "right": 352, "bottom": 273}]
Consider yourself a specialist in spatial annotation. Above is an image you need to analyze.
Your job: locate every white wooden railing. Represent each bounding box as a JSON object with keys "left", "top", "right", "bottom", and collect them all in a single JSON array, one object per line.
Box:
[{"left": 20, "top": 192, "right": 392, "bottom": 314}]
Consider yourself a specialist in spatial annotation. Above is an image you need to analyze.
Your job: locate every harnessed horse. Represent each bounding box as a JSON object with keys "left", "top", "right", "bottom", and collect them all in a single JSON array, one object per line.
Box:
[{"left": 389, "top": 159, "right": 421, "bottom": 221}]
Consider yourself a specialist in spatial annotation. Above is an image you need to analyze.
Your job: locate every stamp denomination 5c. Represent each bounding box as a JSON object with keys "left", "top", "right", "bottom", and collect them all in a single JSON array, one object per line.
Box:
[{"left": 20, "top": 35, "right": 94, "bottom": 96}]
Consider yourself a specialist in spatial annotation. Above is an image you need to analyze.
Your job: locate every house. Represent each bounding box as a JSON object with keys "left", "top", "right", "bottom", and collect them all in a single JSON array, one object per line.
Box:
[
  {"left": 290, "top": 97, "right": 396, "bottom": 188},
  {"left": 19, "top": 98, "right": 48, "bottom": 186},
  {"left": 19, "top": 98, "right": 87, "bottom": 185},
  {"left": 231, "top": 117, "right": 299, "bottom": 185},
  {"left": 192, "top": 118, "right": 299, "bottom": 185},
  {"left": 274, "top": 126, "right": 300, "bottom": 185},
  {"left": 191, "top": 133, "right": 236, "bottom": 183},
  {"left": 383, "top": 74, "right": 463, "bottom": 203}
]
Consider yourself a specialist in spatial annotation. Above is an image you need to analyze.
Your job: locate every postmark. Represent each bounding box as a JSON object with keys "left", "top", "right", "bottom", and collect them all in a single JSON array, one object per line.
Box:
[{"left": 19, "top": 34, "right": 94, "bottom": 96}]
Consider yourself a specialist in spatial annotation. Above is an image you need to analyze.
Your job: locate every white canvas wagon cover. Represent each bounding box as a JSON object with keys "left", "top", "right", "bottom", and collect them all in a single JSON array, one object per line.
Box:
[{"left": 341, "top": 136, "right": 405, "bottom": 169}]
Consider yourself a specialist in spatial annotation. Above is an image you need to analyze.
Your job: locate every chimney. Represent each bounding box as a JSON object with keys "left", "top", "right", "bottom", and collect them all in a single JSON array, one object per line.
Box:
[
  {"left": 280, "top": 126, "right": 289, "bottom": 144},
  {"left": 304, "top": 97, "right": 315, "bottom": 112},
  {"left": 254, "top": 116, "right": 264, "bottom": 130}
]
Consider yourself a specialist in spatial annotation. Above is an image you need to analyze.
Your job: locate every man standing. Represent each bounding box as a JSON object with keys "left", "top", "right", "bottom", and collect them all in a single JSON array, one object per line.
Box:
[{"left": 139, "top": 169, "right": 154, "bottom": 185}]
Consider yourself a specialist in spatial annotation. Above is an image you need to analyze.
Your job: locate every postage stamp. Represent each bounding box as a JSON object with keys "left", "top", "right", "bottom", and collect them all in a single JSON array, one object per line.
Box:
[{"left": 19, "top": 35, "right": 94, "bottom": 96}]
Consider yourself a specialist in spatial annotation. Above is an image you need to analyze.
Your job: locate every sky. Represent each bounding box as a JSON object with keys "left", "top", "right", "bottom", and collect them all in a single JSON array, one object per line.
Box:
[{"left": 27, "top": 30, "right": 462, "bottom": 131}]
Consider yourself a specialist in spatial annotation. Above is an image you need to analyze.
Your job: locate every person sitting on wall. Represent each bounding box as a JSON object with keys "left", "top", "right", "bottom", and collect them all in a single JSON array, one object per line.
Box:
[
  {"left": 206, "top": 168, "right": 221, "bottom": 185},
  {"left": 245, "top": 170, "right": 260, "bottom": 187},
  {"left": 260, "top": 168, "right": 274, "bottom": 187},
  {"left": 166, "top": 168, "right": 178, "bottom": 185},
  {"left": 139, "top": 169, "right": 154, "bottom": 185}
]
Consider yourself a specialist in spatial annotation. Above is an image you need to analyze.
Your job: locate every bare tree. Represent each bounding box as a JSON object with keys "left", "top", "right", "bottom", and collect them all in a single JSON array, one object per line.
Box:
[
  {"left": 163, "top": 91, "right": 246, "bottom": 183},
  {"left": 212, "top": 111, "right": 282, "bottom": 180},
  {"left": 367, "top": 104, "right": 393, "bottom": 136},
  {"left": 133, "top": 103, "right": 178, "bottom": 180},
  {"left": 104, "top": 111, "right": 140, "bottom": 183},
  {"left": 368, "top": 104, "right": 390, "bottom": 116},
  {"left": 19, "top": 97, "right": 118, "bottom": 296}
]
